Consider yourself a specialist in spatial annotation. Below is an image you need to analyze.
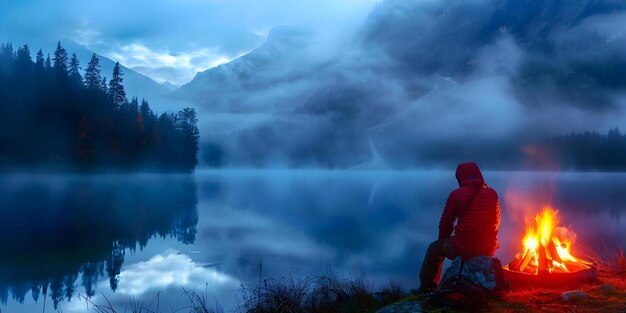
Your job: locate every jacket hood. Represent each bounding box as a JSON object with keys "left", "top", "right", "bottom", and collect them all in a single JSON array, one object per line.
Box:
[{"left": 455, "top": 162, "right": 485, "bottom": 187}]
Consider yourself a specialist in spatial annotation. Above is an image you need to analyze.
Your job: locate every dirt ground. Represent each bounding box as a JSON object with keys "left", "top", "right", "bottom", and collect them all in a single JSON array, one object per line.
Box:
[
  {"left": 394, "top": 276, "right": 626, "bottom": 313},
  {"left": 486, "top": 276, "right": 626, "bottom": 313}
]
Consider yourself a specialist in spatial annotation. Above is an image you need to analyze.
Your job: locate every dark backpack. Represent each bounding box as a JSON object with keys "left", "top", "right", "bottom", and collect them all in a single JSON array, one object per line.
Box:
[
  {"left": 429, "top": 279, "right": 487, "bottom": 309},
  {"left": 427, "top": 259, "right": 490, "bottom": 309}
]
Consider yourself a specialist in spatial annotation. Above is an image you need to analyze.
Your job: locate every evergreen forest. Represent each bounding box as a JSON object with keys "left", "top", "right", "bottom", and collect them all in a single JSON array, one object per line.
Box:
[{"left": 0, "top": 42, "right": 199, "bottom": 172}]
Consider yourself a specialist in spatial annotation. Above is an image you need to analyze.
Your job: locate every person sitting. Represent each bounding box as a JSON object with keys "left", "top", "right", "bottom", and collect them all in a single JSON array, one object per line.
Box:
[{"left": 418, "top": 162, "right": 501, "bottom": 293}]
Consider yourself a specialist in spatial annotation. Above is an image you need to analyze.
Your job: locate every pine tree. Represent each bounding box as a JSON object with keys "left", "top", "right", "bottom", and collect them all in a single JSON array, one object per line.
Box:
[
  {"left": 0, "top": 43, "right": 14, "bottom": 74},
  {"left": 69, "top": 53, "right": 83, "bottom": 84},
  {"left": 34, "top": 49, "right": 45, "bottom": 79},
  {"left": 35, "top": 49, "right": 44, "bottom": 69},
  {"left": 101, "top": 77, "right": 108, "bottom": 94},
  {"left": 0, "top": 43, "right": 13, "bottom": 62},
  {"left": 15, "top": 44, "right": 32, "bottom": 71},
  {"left": 0, "top": 41, "right": 200, "bottom": 172},
  {"left": 16, "top": 44, "right": 31, "bottom": 61},
  {"left": 140, "top": 99, "right": 153, "bottom": 121},
  {"left": 52, "top": 41, "right": 68, "bottom": 75},
  {"left": 108, "top": 62, "right": 126, "bottom": 107},
  {"left": 176, "top": 108, "right": 200, "bottom": 170},
  {"left": 13, "top": 45, "right": 33, "bottom": 83},
  {"left": 44, "top": 54, "right": 52, "bottom": 70},
  {"left": 84, "top": 54, "right": 102, "bottom": 90},
  {"left": 138, "top": 99, "right": 154, "bottom": 144},
  {"left": 129, "top": 96, "right": 139, "bottom": 115}
]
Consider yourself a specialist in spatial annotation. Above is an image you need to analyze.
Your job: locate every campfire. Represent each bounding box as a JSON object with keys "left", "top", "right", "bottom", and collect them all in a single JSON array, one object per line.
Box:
[{"left": 504, "top": 207, "right": 596, "bottom": 286}]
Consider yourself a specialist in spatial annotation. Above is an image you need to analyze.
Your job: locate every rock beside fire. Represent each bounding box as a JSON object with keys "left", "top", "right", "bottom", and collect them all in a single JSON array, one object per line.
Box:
[
  {"left": 599, "top": 284, "right": 616, "bottom": 293},
  {"left": 561, "top": 290, "right": 587, "bottom": 301}
]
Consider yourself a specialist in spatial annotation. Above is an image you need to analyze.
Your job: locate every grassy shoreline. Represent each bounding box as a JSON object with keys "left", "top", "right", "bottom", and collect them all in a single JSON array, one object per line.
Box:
[
  {"left": 82, "top": 250, "right": 626, "bottom": 313},
  {"left": 80, "top": 273, "right": 625, "bottom": 313}
]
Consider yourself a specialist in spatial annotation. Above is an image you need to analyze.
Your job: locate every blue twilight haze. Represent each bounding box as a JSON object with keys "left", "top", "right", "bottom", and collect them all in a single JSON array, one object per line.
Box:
[
  {"left": 0, "top": 0, "right": 379, "bottom": 85},
  {"left": 3, "top": 1, "right": 626, "bottom": 312}
]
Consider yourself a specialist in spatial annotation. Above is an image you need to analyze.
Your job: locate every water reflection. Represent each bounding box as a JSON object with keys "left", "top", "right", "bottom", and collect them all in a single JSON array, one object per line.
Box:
[
  {"left": 0, "top": 174, "right": 198, "bottom": 308},
  {"left": 191, "top": 171, "right": 626, "bottom": 293},
  {"left": 112, "top": 253, "right": 236, "bottom": 296},
  {"left": 191, "top": 171, "right": 469, "bottom": 290},
  {"left": 1, "top": 171, "right": 625, "bottom": 312}
]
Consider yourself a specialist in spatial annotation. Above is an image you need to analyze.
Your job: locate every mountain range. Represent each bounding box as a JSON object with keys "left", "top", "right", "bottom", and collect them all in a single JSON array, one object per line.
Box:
[
  {"left": 7, "top": 0, "right": 620, "bottom": 169},
  {"left": 171, "top": 0, "right": 626, "bottom": 169}
]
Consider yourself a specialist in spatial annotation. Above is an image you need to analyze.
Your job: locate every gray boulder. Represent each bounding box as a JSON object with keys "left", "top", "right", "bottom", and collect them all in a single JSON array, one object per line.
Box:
[{"left": 562, "top": 290, "right": 587, "bottom": 301}]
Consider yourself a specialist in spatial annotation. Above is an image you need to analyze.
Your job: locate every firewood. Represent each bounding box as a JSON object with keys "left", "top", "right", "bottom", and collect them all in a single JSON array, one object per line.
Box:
[
  {"left": 522, "top": 264, "right": 536, "bottom": 274},
  {"left": 509, "top": 253, "right": 523, "bottom": 271},
  {"left": 563, "top": 260, "right": 588, "bottom": 272},
  {"left": 519, "top": 250, "right": 535, "bottom": 272},
  {"left": 546, "top": 240, "right": 563, "bottom": 263},
  {"left": 538, "top": 244, "right": 552, "bottom": 272}
]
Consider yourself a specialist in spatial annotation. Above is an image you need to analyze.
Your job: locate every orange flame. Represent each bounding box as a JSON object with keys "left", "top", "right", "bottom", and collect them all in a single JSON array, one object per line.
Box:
[{"left": 517, "top": 207, "right": 591, "bottom": 274}]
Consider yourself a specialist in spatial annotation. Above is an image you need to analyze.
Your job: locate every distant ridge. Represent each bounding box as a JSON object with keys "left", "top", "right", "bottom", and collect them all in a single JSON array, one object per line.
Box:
[{"left": 173, "top": 26, "right": 314, "bottom": 110}]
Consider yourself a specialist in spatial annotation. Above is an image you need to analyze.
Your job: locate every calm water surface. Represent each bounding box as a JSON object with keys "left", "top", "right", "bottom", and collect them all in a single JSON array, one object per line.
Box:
[{"left": 1, "top": 170, "right": 625, "bottom": 312}]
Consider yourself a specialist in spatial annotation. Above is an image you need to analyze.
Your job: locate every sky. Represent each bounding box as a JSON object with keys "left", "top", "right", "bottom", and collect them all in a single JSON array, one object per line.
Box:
[
  {"left": 4, "top": 0, "right": 626, "bottom": 169},
  {"left": 0, "top": 0, "right": 380, "bottom": 86}
]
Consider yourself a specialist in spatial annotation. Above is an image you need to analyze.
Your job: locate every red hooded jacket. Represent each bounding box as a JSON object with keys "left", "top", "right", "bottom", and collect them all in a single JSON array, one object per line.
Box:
[{"left": 439, "top": 162, "right": 501, "bottom": 257}]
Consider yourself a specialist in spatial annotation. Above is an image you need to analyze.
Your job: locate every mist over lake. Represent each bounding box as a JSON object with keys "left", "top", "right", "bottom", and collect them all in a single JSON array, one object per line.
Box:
[
  {"left": 1, "top": 170, "right": 624, "bottom": 312},
  {"left": 3, "top": 0, "right": 626, "bottom": 311}
]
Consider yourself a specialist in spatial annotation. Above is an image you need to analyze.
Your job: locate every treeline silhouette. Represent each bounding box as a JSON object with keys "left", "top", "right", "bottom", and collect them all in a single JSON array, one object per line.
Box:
[
  {"left": 0, "top": 42, "right": 199, "bottom": 172},
  {"left": 0, "top": 175, "right": 198, "bottom": 308},
  {"left": 541, "top": 128, "right": 626, "bottom": 171}
]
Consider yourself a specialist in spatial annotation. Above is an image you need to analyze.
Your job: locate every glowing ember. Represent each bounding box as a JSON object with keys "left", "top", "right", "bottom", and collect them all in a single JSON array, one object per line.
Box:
[{"left": 507, "top": 207, "right": 592, "bottom": 275}]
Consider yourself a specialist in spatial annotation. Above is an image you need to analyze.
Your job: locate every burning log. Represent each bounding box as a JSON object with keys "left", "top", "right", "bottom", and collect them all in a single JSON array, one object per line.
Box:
[
  {"left": 546, "top": 240, "right": 563, "bottom": 264},
  {"left": 508, "top": 253, "right": 522, "bottom": 271},
  {"left": 505, "top": 207, "right": 595, "bottom": 287},
  {"left": 518, "top": 250, "right": 534, "bottom": 273},
  {"left": 563, "top": 260, "right": 589, "bottom": 272},
  {"left": 537, "top": 243, "right": 552, "bottom": 273}
]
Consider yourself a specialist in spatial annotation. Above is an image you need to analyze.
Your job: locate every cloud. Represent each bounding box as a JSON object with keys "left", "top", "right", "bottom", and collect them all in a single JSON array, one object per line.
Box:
[
  {"left": 71, "top": 25, "right": 103, "bottom": 48},
  {"left": 108, "top": 252, "right": 237, "bottom": 296},
  {"left": 0, "top": 0, "right": 380, "bottom": 84},
  {"left": 62, "top": 252, "right": 239, "bottom": 312},
  {"left": 8, "top": 0, "right": 626, "bottom": 168},
  {"left": 180, "top": 0, "right": 626, "bottom": 169},
  {"left": 105, "top": 43, "right": 233, "bottom": 85}
]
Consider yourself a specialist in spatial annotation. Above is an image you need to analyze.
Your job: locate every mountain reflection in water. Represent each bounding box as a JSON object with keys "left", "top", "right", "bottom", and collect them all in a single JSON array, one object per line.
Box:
[{"left": 0, "top": 174, "right": 198, "bottom": 308}]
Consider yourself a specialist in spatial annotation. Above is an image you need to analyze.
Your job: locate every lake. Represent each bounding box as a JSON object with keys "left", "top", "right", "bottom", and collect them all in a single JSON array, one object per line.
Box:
[{"left": 1, "top": 170, "right": 625, "bottom": 312}]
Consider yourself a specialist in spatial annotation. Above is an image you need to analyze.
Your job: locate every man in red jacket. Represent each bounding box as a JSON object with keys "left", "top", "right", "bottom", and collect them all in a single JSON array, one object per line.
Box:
[{"left": 418, "top": 162, "right": 501, "bottom": 293}]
